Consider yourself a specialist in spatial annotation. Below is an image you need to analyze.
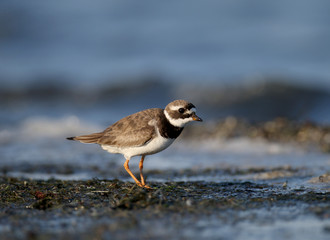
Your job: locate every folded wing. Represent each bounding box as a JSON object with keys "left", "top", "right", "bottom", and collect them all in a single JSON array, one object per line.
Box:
[{"left": 68, "top": 108, "right": 161, "bottom": 148}]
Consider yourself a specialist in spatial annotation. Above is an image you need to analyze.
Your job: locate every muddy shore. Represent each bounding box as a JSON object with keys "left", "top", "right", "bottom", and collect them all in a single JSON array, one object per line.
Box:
[{"left": 0, "top": 177, "right": 329, "bottom": 240}]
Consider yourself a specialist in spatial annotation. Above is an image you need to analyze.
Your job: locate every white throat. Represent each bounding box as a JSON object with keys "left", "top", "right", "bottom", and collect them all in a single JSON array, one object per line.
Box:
[{"left": 164, "top": 109, "right": 193, "bottom": 128}]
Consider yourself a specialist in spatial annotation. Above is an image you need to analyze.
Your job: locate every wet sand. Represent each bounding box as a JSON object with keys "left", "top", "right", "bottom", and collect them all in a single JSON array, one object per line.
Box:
[{"left": 0, "top": 177, "right": 329, "bottom": 240}]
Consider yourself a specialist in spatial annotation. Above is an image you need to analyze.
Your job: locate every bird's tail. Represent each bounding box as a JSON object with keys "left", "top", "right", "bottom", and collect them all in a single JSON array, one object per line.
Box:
[{"left": 66, "top": 132, "right": 103, "bottom": 144}]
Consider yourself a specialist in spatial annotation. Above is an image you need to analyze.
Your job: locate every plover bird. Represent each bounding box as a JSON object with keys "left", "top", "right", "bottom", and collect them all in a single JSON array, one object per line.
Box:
[{"left": 67, "top": 99, "right": 202, "bottom": 188}]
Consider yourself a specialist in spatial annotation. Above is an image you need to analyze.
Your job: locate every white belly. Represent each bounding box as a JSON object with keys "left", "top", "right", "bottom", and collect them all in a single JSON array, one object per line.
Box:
[{"left": 101, "top": 135, "right": 175, "bottom": 159}]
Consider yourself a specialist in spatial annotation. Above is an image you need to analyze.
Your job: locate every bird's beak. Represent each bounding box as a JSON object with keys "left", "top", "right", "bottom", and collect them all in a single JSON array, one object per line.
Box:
[{"left": 192, "top": 113, "right": 203, "bottom": 122}]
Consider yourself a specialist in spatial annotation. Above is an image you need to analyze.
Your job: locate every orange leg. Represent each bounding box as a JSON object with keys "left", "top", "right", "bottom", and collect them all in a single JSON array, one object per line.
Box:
[
  {"left": 139, "top": 156, "right": 146, "bottom": 186},
  {"left": 139, "top": 156, "right": 151, "bottom": 189},
  {"left": 124, "top": 159, "right": 143, "bottom": 187}
]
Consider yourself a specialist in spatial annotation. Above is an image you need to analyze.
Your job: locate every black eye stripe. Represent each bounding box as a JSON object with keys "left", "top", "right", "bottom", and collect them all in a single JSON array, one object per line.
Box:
[
  {"left": 180, "top": 113, "right": 191, "bottom": 119},
  {"left": 187, "top": 103, "right": 195, "bottom": 110}
]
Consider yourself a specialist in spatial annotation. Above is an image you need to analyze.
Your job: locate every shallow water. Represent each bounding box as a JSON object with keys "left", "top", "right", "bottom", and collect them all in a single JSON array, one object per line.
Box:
[{"left": 1, "top": 116, "right": 329, "bottom": 192}]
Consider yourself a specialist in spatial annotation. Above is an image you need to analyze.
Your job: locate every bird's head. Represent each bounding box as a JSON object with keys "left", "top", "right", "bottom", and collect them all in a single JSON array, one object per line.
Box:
[{"left": 164, "top": 100, "right": 202, "bottom": 128}]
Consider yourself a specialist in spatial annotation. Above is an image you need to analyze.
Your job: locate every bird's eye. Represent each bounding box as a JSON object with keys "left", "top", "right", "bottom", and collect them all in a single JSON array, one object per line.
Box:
[{"left": 178, "top": 108, "right": 185, "bottom": 113}]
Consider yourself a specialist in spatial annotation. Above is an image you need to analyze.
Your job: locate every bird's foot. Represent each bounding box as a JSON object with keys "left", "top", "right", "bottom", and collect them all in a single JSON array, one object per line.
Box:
[
  {"left": 136, "top": 182, "right": 144, "bottom": 188},
  {"left": 136, "top": 182, "right": 152, "bottom": 189},
  {"left": 142, "top": 184, "right": 152, "bottom": 189}
]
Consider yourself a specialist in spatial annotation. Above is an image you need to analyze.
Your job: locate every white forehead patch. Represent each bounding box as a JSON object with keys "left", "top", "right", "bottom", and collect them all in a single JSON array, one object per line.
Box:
[
  {"left": 189, "top": 108, "right": 196, "bottom": 114},
  {"left": 169, "top": 105, "right": 185, "bottom": 111}
]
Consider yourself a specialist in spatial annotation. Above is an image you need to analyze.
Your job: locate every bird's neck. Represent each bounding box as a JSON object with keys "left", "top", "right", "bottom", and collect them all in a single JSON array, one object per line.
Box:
[{"left": 159, "top": 112, "right": 184, "bottom": 139}]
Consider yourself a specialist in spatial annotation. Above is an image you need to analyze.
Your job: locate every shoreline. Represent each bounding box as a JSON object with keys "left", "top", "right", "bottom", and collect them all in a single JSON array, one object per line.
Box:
[{"left": 0, "top": 177, "right": 329, "bottom": 239}]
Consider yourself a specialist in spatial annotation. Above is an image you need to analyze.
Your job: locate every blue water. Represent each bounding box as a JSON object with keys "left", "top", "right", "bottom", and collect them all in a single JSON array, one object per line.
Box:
[
  {"left": 0, "top": 0, "right": 330, "bottom": 182},
  {"left": 0, "top": 0, "right": 330, "bottom": 88},
  {"left": 1, "top": 0, "right": 330, "bottom": 123}
]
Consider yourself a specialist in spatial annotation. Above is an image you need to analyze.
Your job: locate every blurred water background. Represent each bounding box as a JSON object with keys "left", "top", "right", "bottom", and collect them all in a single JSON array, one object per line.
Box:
[
  {"left": 1, "top": 0, "right": 330, "bottom": 126},
  {"left": 1, "top": 0, "right": 330, "bottom": 178}
]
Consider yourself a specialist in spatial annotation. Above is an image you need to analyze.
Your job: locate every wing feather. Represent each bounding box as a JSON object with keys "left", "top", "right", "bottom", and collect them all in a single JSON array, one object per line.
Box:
[{"left": 97, "top": 108, "right": 162, "bottom": 148}]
